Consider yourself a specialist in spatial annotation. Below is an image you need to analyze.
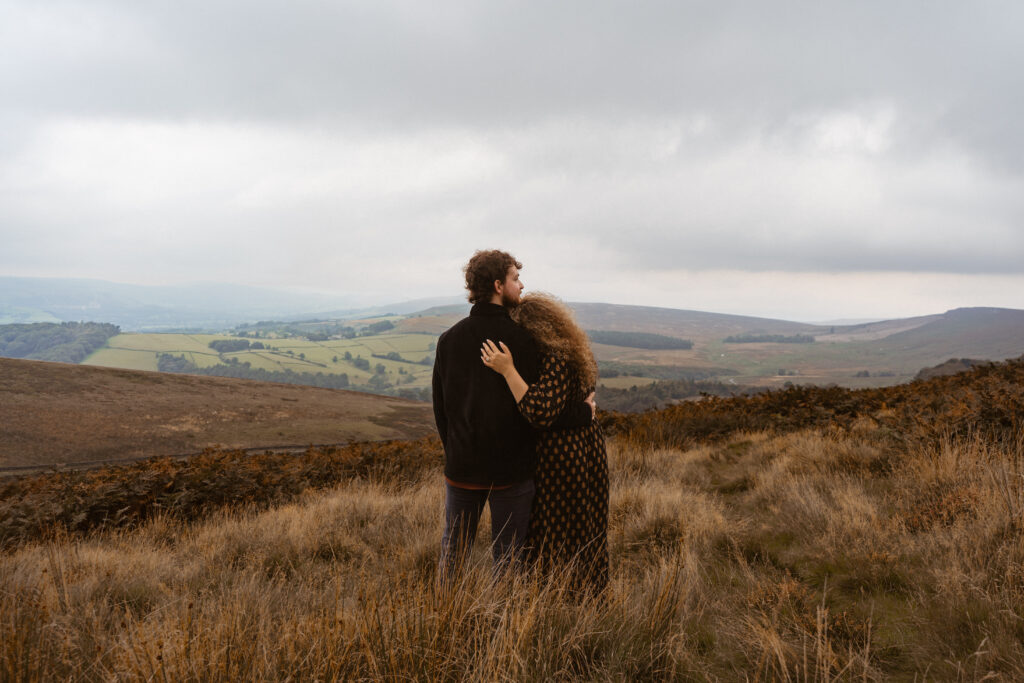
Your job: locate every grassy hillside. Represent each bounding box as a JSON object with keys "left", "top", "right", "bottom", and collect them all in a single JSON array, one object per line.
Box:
[
  {"left": 2, "top": 358, "right": 1023, "bottom": 678},
  {"left": 84, "top": 330, "right": 437, "bottom": 395},
  {"left": 0, "top": 358, "right": 435, "bottom": 470},
  {"left": 570, "top": 302, "right": 824, "bottom": 341},
  {"left": 875, "top": 307, "right": 1024, "bottom": 364}
]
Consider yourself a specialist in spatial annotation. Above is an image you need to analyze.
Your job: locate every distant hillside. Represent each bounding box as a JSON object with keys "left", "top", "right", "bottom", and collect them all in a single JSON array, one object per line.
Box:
[
  {"left": 562, "top": 303, "right": 1024, "bottom": 389},
  {"left": 876, "top": 308, "right": 1024, "bottom": 361},
  {"left": 0, "top": 357, "right": 435, "bottom": 469},
  {"left": 568, "top": 303, "right": 822, "bottom": 342},
  {"left": 813, "top": 313, "right": 942, "bottom": 342}
]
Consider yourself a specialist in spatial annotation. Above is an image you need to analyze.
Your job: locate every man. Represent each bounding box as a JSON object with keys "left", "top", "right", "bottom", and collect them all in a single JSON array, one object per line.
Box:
[{"left": 432, "top": 249, "right": 594, "bottom": 576}]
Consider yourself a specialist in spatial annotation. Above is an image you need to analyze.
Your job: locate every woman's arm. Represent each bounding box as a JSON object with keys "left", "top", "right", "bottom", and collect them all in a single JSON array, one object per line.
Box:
[
  {"left": 481, "top": 339, "right": 529, "bottom": 401},
  {"left": 482, "top": 340, "right": 596, "bottom": 427}
]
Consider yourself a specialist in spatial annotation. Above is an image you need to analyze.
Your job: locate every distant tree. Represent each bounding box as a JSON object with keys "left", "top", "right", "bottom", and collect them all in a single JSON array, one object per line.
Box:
[
  {"left": 208, "top": 339, "right": 250, "bottom": 353},
  {"left": 332, "top": 355, "right": 338, "bottom": 363},
  {"left": 299, "top": 352, "right": 306, "bottom": 360},
  {"left": 343, "top": 351, "right": 353, "bottom": 361},
  {"left": 397, "top": 387, "right": 430, "bottom": 401},
  {"left": 375, "top": 363, "right": 386, "bottom": 375},
  {"left": 365, "top": 320, "right": 395, "bottom": 335},
  {"left": 157, "top": 353, "right": 192, "bottom": 372}
]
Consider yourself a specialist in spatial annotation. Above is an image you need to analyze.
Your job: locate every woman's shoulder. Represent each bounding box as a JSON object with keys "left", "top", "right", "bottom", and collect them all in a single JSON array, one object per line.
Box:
[
  {"left": 539, "top": 351, "right": 570, "bottom": 366},
  {"left": 539, "top": 353, "right": 581, "bottom": 382}
]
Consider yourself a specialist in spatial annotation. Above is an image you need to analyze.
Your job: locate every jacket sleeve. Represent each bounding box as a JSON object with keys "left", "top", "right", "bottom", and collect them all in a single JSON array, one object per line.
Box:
[
  {"left": 517, "top": 355, "right": 583, "bottom": 430},
  {"left": 431, "top": 351, "right": 448, "bottom": 447}
]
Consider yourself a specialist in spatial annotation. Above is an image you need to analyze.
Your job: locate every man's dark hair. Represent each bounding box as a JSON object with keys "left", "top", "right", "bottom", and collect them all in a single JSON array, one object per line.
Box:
[{"left": 463, "top": 250, "right": 522, "bottom": 304}]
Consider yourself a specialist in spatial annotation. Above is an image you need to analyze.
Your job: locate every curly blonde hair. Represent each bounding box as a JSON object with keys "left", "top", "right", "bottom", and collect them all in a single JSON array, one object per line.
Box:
[{"left": 511, "top": 292, "right": 598, "bottom": 390}]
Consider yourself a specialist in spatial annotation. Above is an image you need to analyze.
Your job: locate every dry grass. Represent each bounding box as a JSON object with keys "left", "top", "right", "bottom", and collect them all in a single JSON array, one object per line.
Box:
[
  {"left": 0, "top": 356, "right": 435, "bottom": 469},
  {"left": 5, "top": 358, "right": 1024, "bottom": 679},
  {"left": 5, "top": 424, "right": 1024, "bottom": 680}
]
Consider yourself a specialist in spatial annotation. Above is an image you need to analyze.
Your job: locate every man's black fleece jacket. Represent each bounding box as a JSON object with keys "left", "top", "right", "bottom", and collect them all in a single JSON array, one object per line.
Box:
[{"left": 432, "top": 302, "right": 592, "bottom": 486}]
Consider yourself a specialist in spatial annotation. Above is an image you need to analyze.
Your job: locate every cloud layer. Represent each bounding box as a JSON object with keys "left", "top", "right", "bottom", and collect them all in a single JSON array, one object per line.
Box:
[{"left": 2, "top": 1, "right": 1022, "bottom": 318}]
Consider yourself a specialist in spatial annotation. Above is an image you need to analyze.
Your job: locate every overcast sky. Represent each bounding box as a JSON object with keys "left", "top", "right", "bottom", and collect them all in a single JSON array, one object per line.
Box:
[{"left": 2, "top": 1, "right": 1022, "bottom": 321}]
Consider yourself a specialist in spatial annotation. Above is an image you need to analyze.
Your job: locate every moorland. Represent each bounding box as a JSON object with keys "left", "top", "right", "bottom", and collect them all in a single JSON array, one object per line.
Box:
[
  {"left": 2, "top": 355, "right": 1023, "bottom": 679},
  {"left": 0, "top": 357, "right": 434, "bottom": 471}
]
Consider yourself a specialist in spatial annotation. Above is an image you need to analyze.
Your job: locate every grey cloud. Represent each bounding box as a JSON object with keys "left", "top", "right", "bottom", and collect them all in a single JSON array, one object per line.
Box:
[
  {"left": 5, "top": 2, "right": 1022, "bottom": 142},
  {"left": 2, "top": 0, "right": 1024, "bottom": 300}
]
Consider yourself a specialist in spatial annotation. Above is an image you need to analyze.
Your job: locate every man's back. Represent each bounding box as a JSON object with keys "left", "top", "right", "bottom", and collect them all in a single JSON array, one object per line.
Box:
[{"left": 432, "top": 302, "right": 540, "bottom": 486}]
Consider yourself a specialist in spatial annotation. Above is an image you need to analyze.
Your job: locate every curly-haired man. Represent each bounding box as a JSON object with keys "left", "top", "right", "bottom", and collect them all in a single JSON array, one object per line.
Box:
[{"left": 432, "top": 249, "right": 594, "bottom": 577}]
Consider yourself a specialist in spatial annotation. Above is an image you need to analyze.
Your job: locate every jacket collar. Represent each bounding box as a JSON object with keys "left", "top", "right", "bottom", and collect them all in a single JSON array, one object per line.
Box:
[{"left": 470, "top": 302, "right": 511, "bottom": 318}]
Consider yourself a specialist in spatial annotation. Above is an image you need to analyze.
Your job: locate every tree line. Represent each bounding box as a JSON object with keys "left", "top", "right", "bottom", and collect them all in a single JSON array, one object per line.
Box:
[
  {"left": 596, "top": 377, "right": 738, "bottom": 412},
  {"left": 371, "top": 350, "right": 433, "bottom": 366},
  {"left": 0, "top": 322, "right": 120, "bottom": 364},
  {"left": 233, "top": 319, "right": 395, "bottom": 340},
  {"left": 587, "top": 330, "right": 693, "bottom": 350},
  {"left": 158, "top": 353, "right": 351, "bottom": 389},
  {"left": 597, "top": 361, "right": 733, "bottom": 381},
  {"left": 723, "top": 333, "right": 815, "bottom": 344}
]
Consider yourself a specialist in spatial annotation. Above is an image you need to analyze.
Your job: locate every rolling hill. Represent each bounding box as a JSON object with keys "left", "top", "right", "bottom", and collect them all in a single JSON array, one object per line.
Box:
[
  {"left": 567, "top": 303, "right": 1024, "bottom": 388},
  {"left": 569, "top": 302, "right": 824, "bottom": 342},
  {"left": 0, "top": 357, "right": 435, "bottom": 470}
]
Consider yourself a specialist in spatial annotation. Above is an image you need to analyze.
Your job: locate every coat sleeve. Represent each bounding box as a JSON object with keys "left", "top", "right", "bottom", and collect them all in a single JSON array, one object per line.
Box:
[
  {"left": 431, "top": 350, "right": 448, "bottom": 447},
  {"left": 517, "top": 355, "right": 579, "bottom": 429}
]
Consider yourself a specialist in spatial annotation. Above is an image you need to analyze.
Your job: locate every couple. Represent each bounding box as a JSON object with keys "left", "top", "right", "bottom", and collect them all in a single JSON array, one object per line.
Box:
[{"left": 432, "top": 249, "right": 609, "bottom": 593}]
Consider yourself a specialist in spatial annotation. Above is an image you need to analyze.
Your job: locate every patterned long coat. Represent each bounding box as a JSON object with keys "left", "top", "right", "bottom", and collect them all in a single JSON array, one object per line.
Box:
[{"left": 518, "top": 353, "right": 610, "bottom": 593}]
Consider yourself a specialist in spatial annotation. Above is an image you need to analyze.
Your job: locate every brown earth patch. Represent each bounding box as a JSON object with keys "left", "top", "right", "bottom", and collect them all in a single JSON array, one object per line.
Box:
[{"left": 0, "top": 357, "right": 435, "bottom": 470}]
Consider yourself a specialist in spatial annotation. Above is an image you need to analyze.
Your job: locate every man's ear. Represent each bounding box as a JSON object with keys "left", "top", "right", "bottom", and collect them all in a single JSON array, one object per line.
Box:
[{"left": 493, "top": 279, "right": 504, "bottom": 295}]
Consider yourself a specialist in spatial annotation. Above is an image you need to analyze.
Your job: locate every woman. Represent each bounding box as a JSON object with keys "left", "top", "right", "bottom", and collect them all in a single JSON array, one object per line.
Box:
[{"left": 481, "top": 293, "right": 609, "bottom": 593}]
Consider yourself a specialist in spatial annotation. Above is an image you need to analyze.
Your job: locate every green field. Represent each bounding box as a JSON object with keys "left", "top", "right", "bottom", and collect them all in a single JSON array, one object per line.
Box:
[
  {"left": 82, "top": 329, "right": 936, "bottom": 394},
  {"left": 596, "top": 375, "right": 658, "bottom": 389},
  {"left": 84, "top": 332, "right": 438, "bottom": 390}
]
